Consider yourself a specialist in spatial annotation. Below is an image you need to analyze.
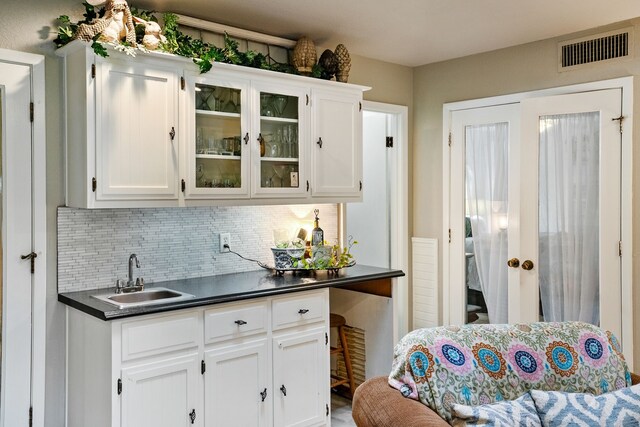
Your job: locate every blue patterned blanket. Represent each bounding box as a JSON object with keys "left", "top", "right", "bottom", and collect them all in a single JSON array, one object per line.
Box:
[{"left": 388, "top": 322, "right": 630, "bottom": 422}]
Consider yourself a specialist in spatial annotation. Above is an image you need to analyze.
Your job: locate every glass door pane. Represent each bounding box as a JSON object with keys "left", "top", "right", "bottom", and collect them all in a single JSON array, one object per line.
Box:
[
  {"left": 259, "top": 92, "right": 300, "bottom": 189},
  {"left": 538, "top": 112, "right": 600, "bottom": 325},
  {"left": 464, "top": 122, "right": 509, "bottom": 324},
  {"left": 194, "top": 84, "right": 243, "bottom": 189}
]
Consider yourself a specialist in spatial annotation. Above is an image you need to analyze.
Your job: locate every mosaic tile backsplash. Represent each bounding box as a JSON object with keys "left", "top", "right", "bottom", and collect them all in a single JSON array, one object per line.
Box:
[{"left": 57, "top": 204, "right": 338, "bottom": 293}]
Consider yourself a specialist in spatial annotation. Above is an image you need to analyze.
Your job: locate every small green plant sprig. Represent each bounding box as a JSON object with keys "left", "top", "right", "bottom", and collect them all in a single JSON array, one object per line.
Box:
[{"left": 294, "top": 236, "right": 357, "bottom": 270}]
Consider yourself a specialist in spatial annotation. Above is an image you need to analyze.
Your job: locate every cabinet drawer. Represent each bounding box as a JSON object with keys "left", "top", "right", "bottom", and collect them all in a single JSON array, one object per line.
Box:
[
  {"left": 121, "top": 311, "right": 200, "bottom": 362},
  {"left": 204, "top": 300, "right": 268, "bottom": 344},
  {"left": 272, "top": 291, "right": 326, "bottom": 331}
]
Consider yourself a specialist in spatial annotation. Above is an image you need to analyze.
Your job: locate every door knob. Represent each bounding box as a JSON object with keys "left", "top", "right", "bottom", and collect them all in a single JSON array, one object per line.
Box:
[
  {"left": 507, "top": 258, "right": 520, "bottom": 268},
  {"left": 521, "top": 260, "right": 534, "bottom": 270}
]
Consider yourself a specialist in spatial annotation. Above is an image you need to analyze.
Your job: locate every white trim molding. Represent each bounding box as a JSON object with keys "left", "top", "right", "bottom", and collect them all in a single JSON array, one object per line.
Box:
[{"left": 340, "top": 100, "right": 409, "bottom": 343}]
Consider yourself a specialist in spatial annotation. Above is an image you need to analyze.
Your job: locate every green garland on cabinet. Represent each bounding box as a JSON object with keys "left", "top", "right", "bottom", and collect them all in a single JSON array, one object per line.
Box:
[{"left": 54, "top": 2, "right": 324, "bottom": 77}]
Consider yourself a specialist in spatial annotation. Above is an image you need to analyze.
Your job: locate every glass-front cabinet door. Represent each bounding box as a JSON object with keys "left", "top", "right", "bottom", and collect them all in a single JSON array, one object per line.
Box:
[
  {"left": 184, "top": 74, "right": 250, "bottom": 198},
  {"left": 252, "top": 82, "right": 308, "bottom": 197}
]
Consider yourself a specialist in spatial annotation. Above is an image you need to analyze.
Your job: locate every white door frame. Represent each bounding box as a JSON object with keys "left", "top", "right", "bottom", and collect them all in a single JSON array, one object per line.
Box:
[
  {"left": 339, "top": 100, "right": 409, "bottom": 343},
  {"left": 443, "top": 77, "right": 633, "bottom": 369},
  {"left": 0, "top": 49, "right": 47, "bottom": 427}
]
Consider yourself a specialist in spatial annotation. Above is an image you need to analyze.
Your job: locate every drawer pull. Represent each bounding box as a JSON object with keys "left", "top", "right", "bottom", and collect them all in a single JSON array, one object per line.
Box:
[
  {"left": 260, "top": 388, "right": 267, "bottom": 402},
  {"left": 189, "top": 409, "right": 196, "bottom": 424},
  {"left": 280, "top": 384, "right": 287, "bottom": 396},
  {"left": 234, "top": 320, "right": 247, "bottom": 326},
  {"left": 298, "top": 309, "right": 309, "bottom": 315}
]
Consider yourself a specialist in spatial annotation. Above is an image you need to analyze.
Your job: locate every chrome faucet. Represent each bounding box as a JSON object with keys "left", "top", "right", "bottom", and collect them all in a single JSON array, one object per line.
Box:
[
  {"left": 128, "top": 254, "right": 140, "bottom": 286},
  {"left": 115, "top": 254, "right": 144, "bottom": 293}
]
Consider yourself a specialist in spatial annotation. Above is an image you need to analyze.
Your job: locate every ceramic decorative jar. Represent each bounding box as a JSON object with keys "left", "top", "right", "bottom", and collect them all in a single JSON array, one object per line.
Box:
[
  {"left": 271, "top": 247, "right": 305, "bottom": 269},
  {"left": 319, "top": 49, "right": 338, "bottom": 80}
]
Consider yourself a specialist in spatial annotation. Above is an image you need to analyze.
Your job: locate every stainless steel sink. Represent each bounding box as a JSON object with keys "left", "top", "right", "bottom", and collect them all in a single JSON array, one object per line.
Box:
[{"left": 92, "top": 287, "right": 196, "bottom": 308}]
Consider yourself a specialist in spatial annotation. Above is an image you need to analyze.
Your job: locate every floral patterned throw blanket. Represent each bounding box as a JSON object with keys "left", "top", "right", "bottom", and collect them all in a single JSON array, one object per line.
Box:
[{"left": 388, "top": 322, "right": 630, "bottom": 422}]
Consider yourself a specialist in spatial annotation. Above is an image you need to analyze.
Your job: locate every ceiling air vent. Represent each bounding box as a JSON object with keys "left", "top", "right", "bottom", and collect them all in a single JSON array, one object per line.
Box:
[{"left": 558, "top": 27, "right": 633, "bottom": 71}]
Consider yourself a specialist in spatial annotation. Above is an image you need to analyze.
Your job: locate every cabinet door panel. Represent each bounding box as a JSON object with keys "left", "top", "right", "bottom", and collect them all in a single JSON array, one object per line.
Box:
[
  {"left": 184, "top": 73, "right": 251, "bottom": 199},
  {"left": 273, "top": 328, "right": 327, "bottom": 427},
  {"left": 204, "top": 340, "right": 270, "bottom": 427},
  {"left": 312, "top": 90, "right": 362, "bottom": 197},
  {"left": 251, "top": 81, "right": 309, "bottom": 198},
  {"left": 96, "top": 59, "right": 179, "bottom": 200},
  {"left": 121, "top": 353, "right": 200, "bottom": 427}
]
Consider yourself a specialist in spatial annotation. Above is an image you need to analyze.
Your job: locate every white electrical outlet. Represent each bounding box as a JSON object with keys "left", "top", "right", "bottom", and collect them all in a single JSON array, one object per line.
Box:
[{"left": 220, "top": 233, "right": 231, "bottom": 252}]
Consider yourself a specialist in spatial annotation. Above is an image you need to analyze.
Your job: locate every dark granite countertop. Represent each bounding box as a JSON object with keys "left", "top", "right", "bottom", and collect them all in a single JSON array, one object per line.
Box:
[{"left": 58, "top": 264, "right": 405, "bottom": 321}]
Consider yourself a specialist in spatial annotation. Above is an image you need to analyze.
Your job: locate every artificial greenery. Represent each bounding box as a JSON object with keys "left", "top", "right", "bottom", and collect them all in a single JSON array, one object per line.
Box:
[
  {"left": 54, "top": 3, "right": 329, "bottom": 78},
  {"left": 294, "top": 236, "right": 357, "bottom": 270}
]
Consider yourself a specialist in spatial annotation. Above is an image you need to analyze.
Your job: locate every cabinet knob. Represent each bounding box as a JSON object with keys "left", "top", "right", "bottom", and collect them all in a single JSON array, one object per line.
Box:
[
  {"left": 234, "top": 319, "right": 247, "bottom": 326},
  {"left": 260, "top": 388, "right": 267, "bottom": 402},
  {"left": 280, "top": 384, "right": 287, "bottom": 396},
  {"left": 317, "top": 137, "right": 323, "bottom": 148},
  {"left": 243, "top": 132, "right": 249, "bottom": 144},
  {"left": 169, "top": 127, "right": 176, "bottom": 141},
  {"left": 189, "top": 409, "right": 196, "bottom": 424},
  {"left": 507, "top": 258, "right": 520, "bottom": 268},
  {"left": 298, "top": 309, "right": 309, "bottom": 315}
]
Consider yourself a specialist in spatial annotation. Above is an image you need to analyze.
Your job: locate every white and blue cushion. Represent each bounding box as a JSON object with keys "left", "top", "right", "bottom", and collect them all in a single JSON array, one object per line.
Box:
[
  {"left": 530, "top": 384, "right": 640, "bottom": 427},
  {"left": 451, "top": 393, "right": 542, "bottom": 426}
]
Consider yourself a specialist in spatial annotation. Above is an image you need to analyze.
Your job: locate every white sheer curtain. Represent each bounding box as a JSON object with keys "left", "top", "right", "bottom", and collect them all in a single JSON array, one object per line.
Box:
[
  {"left": 538, "top": 112, "right": 599, "bottom": 325},
  {"left": 465, "top": 123, "right": 509, "bottom": 324}
]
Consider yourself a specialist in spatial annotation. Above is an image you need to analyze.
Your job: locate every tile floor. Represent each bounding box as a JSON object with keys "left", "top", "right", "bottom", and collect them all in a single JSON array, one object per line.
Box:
[{"left": 331, "top": 393, "right": 356, "bottom": 427}]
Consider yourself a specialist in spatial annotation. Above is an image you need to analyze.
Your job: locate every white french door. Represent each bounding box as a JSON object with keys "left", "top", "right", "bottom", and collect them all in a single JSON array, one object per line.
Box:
[
  {"left": 450, "top": 104, "right": 520, "bottom": 326},
  {"left": 516, "top": 89, "right": 621, "bottom": 339},
  {"left": 0, "top": 60, "right": 34, "bottom": 426},
  {"left": 448, "top": 88, "right": 623, "bottom": 341}
]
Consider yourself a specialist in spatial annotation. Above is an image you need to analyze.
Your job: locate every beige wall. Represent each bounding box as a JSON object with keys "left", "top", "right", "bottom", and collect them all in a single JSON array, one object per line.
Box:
[
  {"left": 413, "top": 18, "right": 640, "bottom": 366},
  {"left": 0, "top": 1, "right": 413, "bottom": 423}
]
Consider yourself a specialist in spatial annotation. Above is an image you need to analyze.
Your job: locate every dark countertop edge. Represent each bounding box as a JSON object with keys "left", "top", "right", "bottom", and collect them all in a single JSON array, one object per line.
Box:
[{"left": 58, "top": 268, "right": 405, "bottom": 321}]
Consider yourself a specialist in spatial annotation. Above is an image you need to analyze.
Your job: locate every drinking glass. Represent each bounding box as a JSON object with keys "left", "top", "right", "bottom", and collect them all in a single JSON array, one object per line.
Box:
[{"left": 272, "top": 95, "right": 288, "bottom": 117}]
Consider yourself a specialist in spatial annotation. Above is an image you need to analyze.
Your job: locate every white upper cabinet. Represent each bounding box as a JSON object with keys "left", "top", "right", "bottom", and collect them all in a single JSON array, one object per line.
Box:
[
  {"left": 58, "top": 40, "right": 367, "bottom": 208},
  {"left": 311, "top": 89, "right": 363, "bottom": 198},
  {"left": 58, "top": 41, "right": 182, "bottom": 208},
  {"left": 96, "top": 58, "right": 179, "bottom": 202},
  {"left": 251, "top": 80, "right": 309, "bottom": 199},
  {"left": 183, "top": 71, "right": 251, "bottom": 199}
]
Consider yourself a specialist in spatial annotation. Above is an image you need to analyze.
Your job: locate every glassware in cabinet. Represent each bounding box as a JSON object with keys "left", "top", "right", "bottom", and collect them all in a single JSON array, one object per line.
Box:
[
  {"left": 193, "top": 83, "right": 244, "bottom": 190},
  {"left": 258, "top": 92, "right": 301, "bottom": 189}
]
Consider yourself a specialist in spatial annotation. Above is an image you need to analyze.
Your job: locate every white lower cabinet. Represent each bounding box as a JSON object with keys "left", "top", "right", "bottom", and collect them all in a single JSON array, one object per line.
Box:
[
  {"left": 273, "top": 328, "right": 328, "bottom": 427},
  {"left": 67, "top": 289, "right": 329, "bottom": 427},
  {"left": 204, "top": 339, "right": 270, "bottom": 427},
  {"left": 121, "top": 352, "right": 201, "bottom": 427}
]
